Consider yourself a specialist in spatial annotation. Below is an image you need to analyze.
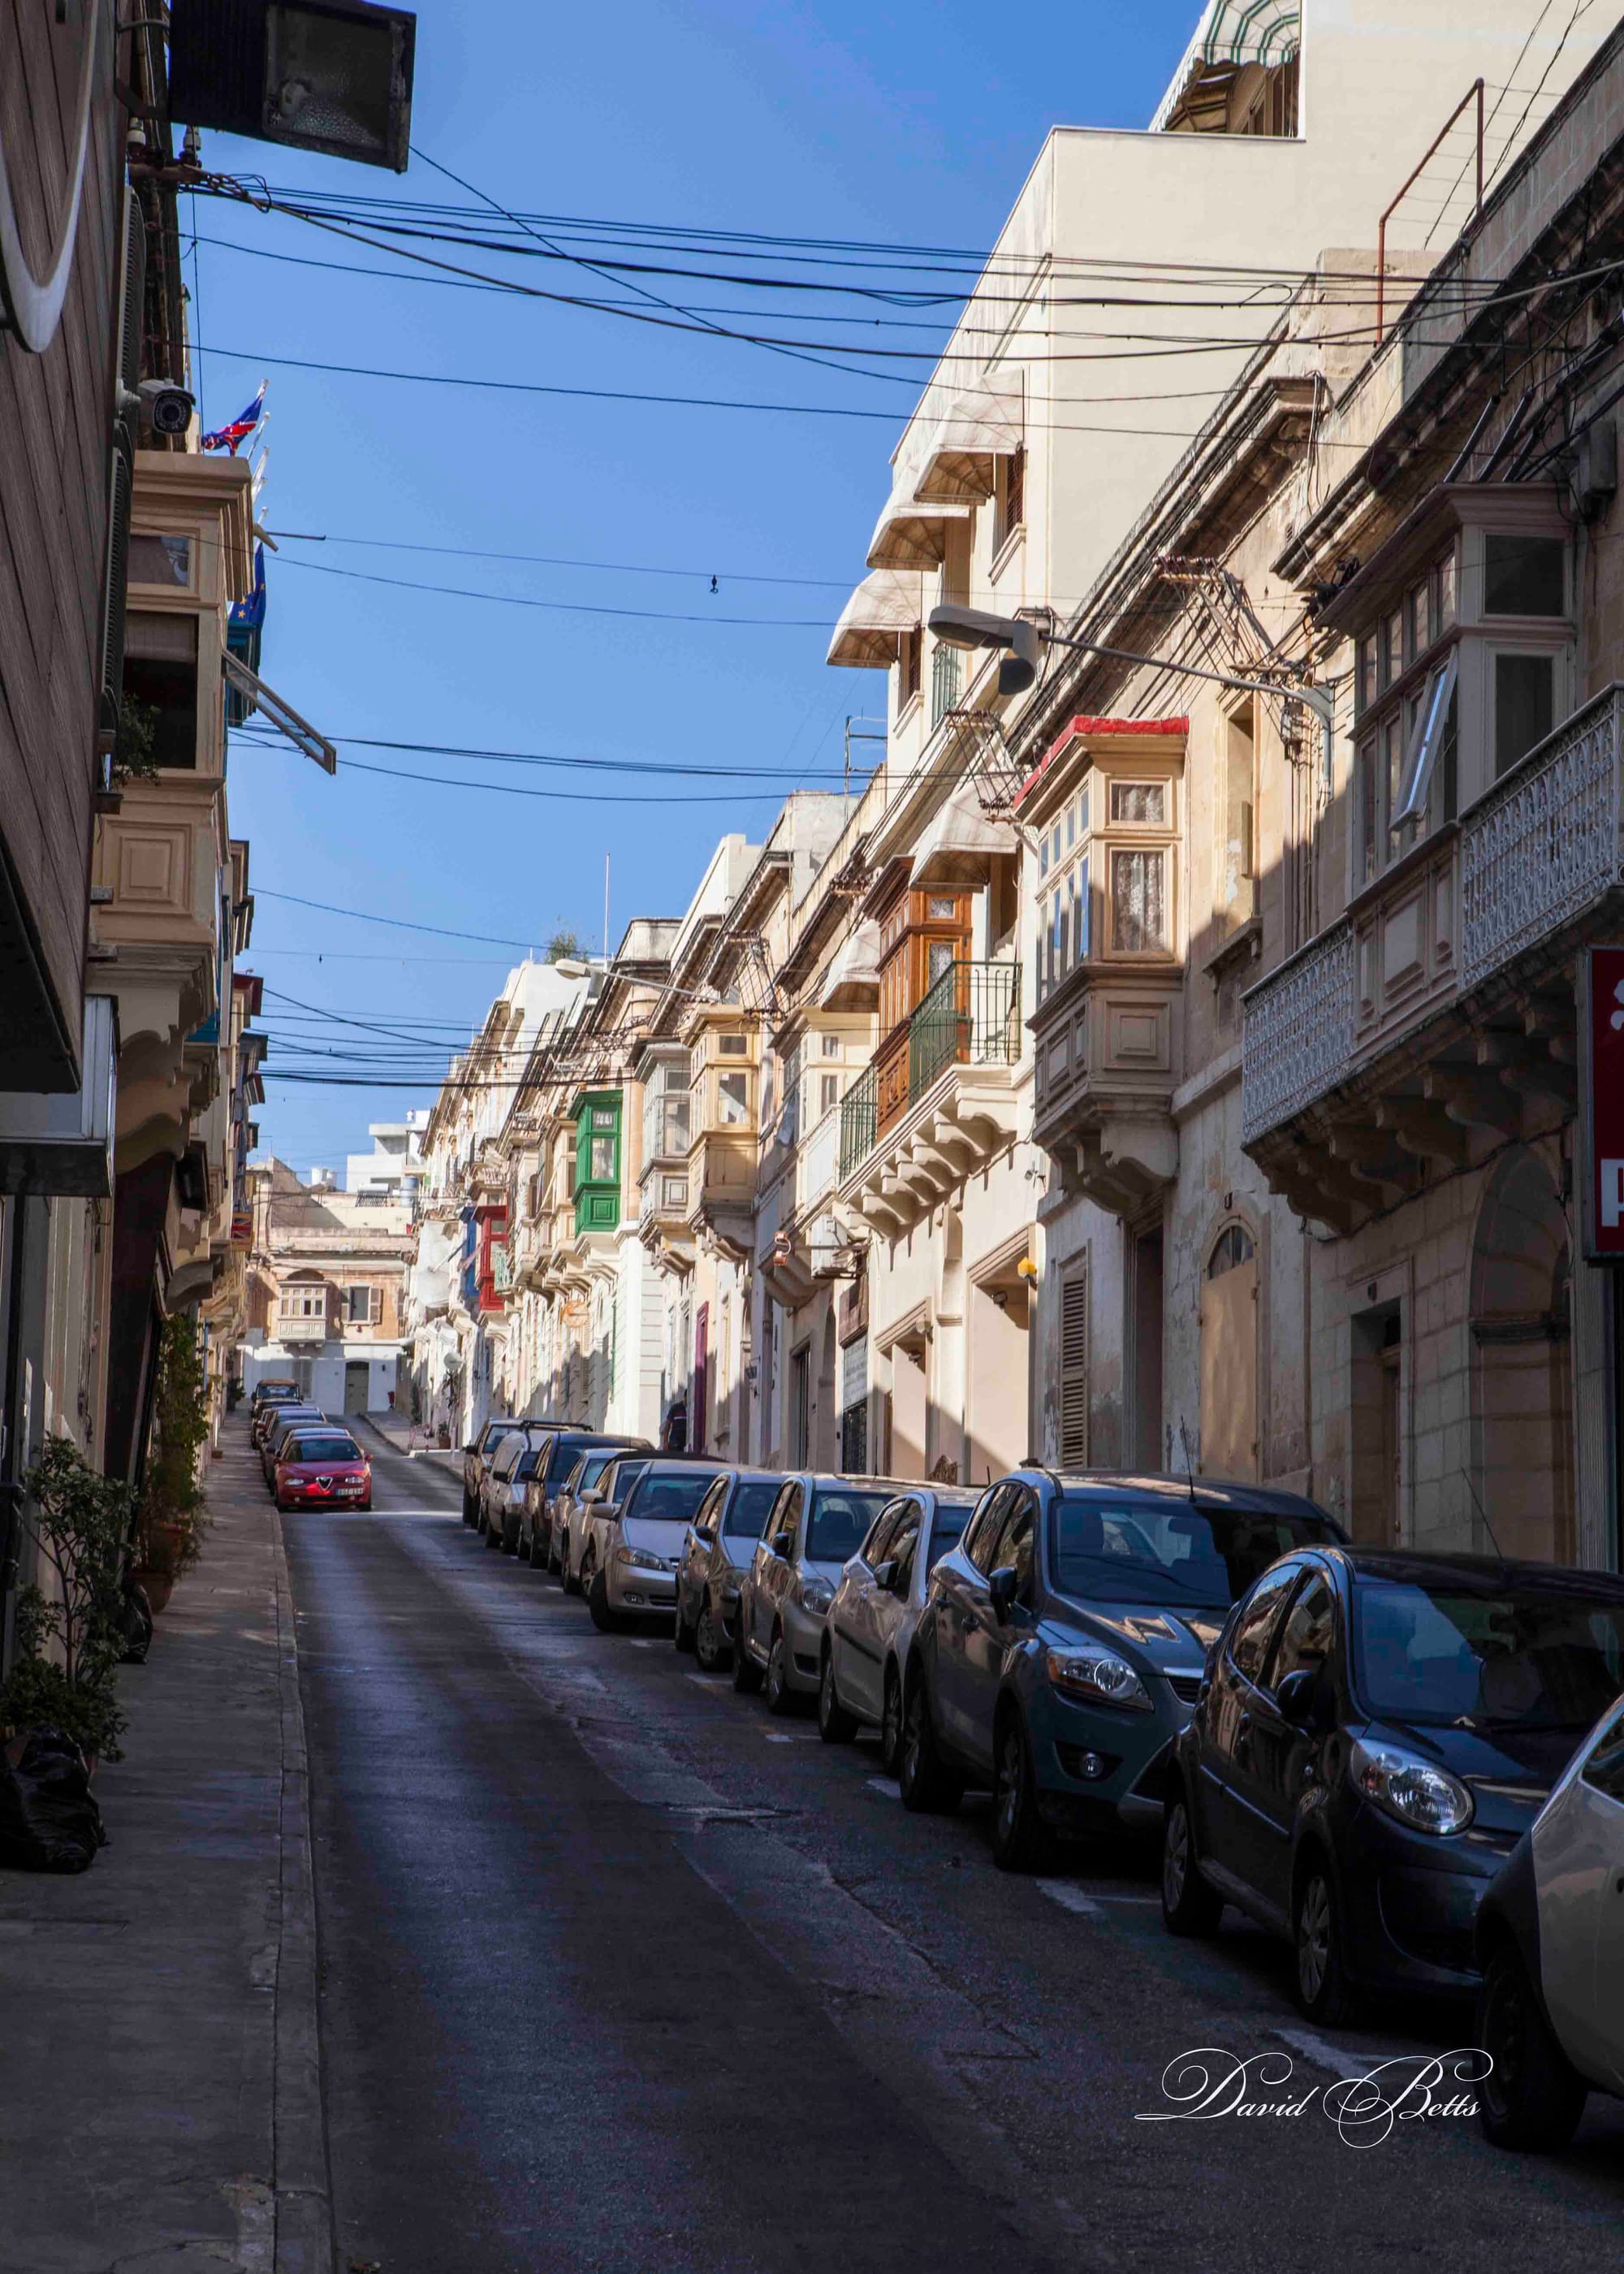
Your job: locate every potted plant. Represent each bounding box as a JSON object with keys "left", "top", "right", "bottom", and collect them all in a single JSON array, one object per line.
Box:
[
  {"left": 133, "top": 1315, "right": 212, "bottom": 1611},
  {"left": 0, "top": 1437, "right": 133, "bottom": 1769}
]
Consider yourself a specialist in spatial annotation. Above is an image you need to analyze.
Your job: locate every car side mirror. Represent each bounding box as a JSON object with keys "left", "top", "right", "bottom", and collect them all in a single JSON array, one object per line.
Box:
[
  {"left": 987, "top": 1565, "right": 1019, "bottom": 1619},
  {"left": 1275, "top": 1667, "right": 1319, "bottom": 1727},
  {"left": 464, "top": 1442, "right": 477, "bottom": 1455},
  {"left": 873, "top": 1559, "right": 898, "bottom": 1593}
]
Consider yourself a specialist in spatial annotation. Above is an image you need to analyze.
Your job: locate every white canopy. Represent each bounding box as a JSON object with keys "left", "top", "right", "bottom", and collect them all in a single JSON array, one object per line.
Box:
[
  {"left": 914, "top": 379, "right": 1024, "bottom": 504},
  {"left": 866, "top": 486, "right": 973, "bottom": 572},
  {"left": 826, "top": 568, "right": 923, "bottom": 670},
  {"left": 911, "top": 784, "right": 1020, "bottom": 889},
  {"left": 818, "top": 920, "right": 883, "bottom": 1011}
]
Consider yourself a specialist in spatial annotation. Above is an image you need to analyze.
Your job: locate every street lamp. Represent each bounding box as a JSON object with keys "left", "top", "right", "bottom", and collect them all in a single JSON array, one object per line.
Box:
[
  {"left": 927, "top": 603, "right": 1336, "bottom": 790},
  {"left": 169, "top": 0, "right": 417, "bottom": 172}
]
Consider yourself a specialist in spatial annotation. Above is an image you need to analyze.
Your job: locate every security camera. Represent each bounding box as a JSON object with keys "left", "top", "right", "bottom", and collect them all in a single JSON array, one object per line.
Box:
[{"left": 139, "top": 378, "right": 196, "bottom": 437}]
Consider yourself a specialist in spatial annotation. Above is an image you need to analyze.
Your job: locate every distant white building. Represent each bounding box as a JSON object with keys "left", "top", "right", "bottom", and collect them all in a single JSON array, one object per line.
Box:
[{"left": 347, "top": 1110, "right": 430, "bottom": 1198}]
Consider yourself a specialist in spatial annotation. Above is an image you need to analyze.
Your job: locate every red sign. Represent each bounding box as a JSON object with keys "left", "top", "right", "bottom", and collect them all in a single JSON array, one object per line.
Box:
[{"left": 1583, "top": 947, "right": 1624, "bottom": 1260}]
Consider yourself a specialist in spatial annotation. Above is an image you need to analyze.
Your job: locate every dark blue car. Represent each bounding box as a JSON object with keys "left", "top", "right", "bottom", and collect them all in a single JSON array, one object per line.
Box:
[{"left": 899, "top": 1468, "right": 1343, "bottom": 1871}]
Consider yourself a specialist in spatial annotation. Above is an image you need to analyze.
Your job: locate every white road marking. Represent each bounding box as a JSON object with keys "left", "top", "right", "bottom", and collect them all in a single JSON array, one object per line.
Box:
[
  {"left": 628, "top": 1640, "right": 660, "bottom": 1649},
  {"left": 763, "top": 1732, "right": 795, "bottom": 1744},
  {"left": 1034, "top": 1879, "right": 1104, "bottom": 1920},
  {"left": 866, "top": 1777, "right": 903, "bottom": 1801},
  {"left": 686, "top": 1672, "right": 724, "bottom": 1688},
  {"left": 1273, "top": 2026, "right": 1410, "bottom": 2077}
]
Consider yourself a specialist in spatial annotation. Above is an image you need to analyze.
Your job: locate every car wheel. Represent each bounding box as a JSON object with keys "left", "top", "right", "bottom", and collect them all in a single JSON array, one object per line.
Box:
[
  {"left": 547, "top": 1534, "right": 564, "bottom": 1576},
  {"left": 1477, "top": 1943, "right": 1588, "bottom": 2152},
  {"left": 880, "top": 1667, "right": 903, "bottom": 1778},
  {"left": 561, "top": 1538, "right": 581, "bottom": 1596},
  {"left": 696, "top": 1597, "right": 731, "bottom": 1673},
  {"left": 732, "top": 1619, "right": 763, "bottom": 1695},
  {"left": 899, "top": 1676, "right": 962, "bottom": 1814},
  {"left": 483, "top": 1511, "right": 503, "bottom": 1550},
  {"left": 1161, "top": 1783, "right": 1224, "bottom": 1938},
  {"left": 992, "top": 1712, "right": 1054, "bottom": 1873},
  {"left": 818, "top": 1648, "right": 857, "bottom": 1743},
  {"left": 462, "top": 1489, "right": 476, "bottom": 1528},
  {"left": 587, "top": 1564, "right": 620, "bottom": 1633},
  {"left": 765, "top": 1629, "right": 798, "bottom": 1717},
  {"left": 1292, "top": 1857, "right": 1359, "bottom": 2026}
]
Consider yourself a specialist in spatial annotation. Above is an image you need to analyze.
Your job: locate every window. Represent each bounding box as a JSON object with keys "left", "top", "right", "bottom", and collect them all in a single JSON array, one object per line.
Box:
[
  {"left": 1392, "top": 651, "right": 1458, "bottom": 828},
  {"left": 1581, "top": 1711, "right": 1624, "bottom": 1803},
  {"left": 1112, "top": 850, "right": 1166, "bottom": 953},
  {"left": 1111, "top": 782, "right": 1164, "bottom": 826},
  {"left": 1484, "top": 534, "right": 1565, "bottom": 618},
  {"left": 122, "top": 612, "right": 199, "bottom": 769},
  {"left": 127, "top": 534, "right": 191, "bottom": 587},
  {"left": 1228, "top": 1562, "right": 1302, "bottom": 1682},
  {"left": 821, "top": 1032, "right": 841, "bottom": 1057},
  {"left": 819, "top": 1072, "right": 840, "bottom": 1116},
  {"left": 344, "top": 1285, "right": 374, "bottom": 1324},
  {"left": 1060, "top": 1263, "right": 1089, "bottom": 1468},
  {"left": 1494, "top": 652, "right": 1555, "bottom": 776},
  {"left": 590, "top": 1134, "right": 615, "bottom": 1179},
  {"left": 718, "top": 1070, "right": 750, "bottom": 1126},
  {"left": 899, "top": 626, "right": 922, "bottom": 705},
  {"left": 888, "top": 1506, "right": 924, "bottom": 1589},
  {"left": 1207, "top": 1223, "right": 1255, "bottom": 1278},
  {"left": 719, "top": 1033, "right": 749, "bottom": 1056},
  {"left": 987, "top": 1490, "right": 1036, "bottom": 1595},
  {"left": 967, "top": 1484, "right": 1014, "bottom": 1575},
  {"left": 1220, "top": 704, "right": 1255, "bottom": 919},
  {"left": 995, "top": 443, "right": 1026, "bottom": 549},
  {"left": 1269, "top": 1572, "right": 1336, "bottom": 1690}
]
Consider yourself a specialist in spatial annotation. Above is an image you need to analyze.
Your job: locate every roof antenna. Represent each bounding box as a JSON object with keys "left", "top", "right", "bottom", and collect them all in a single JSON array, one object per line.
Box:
[
  {"left": 1458, "top": 1467, "right": 1510, "bottom": 1571},
  {"left": 1177, "top": 1417, "right": 1198, "bottom": 1502}
]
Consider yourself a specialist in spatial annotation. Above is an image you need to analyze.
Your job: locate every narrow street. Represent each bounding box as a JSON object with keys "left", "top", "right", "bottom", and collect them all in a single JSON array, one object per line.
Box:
[{"left": 284, "top": 1425, "right": 1624, "bottom": 2274}]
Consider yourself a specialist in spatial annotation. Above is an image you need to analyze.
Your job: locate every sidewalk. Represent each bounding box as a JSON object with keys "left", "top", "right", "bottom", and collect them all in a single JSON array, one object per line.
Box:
[
  {"left": 352, "top": 1408, "right": 461, "bottom": 1472},
  {"left": 0, "top": 1423, "right": 331, "bottom": 2274}
]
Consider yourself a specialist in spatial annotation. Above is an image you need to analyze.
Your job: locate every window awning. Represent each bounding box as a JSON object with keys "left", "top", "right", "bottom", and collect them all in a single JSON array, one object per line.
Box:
[
  {"left": 826, "top": 569, "right": 923, "bottom": 669},
  {"left": 866, "top": 486, "right": 973, "bottom": 572},
  {"left": 818, "top": 920, "right": 883, "bottom": 1011},
  {"left": 911, "top": 784, "right": 1020, "bottom": 889},
  {"left": 1151, "top": 1, "right": 1299, "bottom": 129},
  {"left": 914, "top": 379, "right": 1023, "bottom": 504}
]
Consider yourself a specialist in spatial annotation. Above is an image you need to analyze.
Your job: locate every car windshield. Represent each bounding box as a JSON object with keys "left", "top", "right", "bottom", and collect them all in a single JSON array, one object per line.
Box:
[
  {"left": 626, "top": 1471, "right": 718, "bottom": 1525},
  {"left": 807, "top": 1489, "right": 892, "bottom": 1564},
  {"left": 928, "top": 1504, "right": 972, "bottom": 1568},
  {"left": 287, "top": 1435, "right": 360, "bottom": 1463},
  {"left": 1052, "top": 1496, "right": 1340, "bottom": 1607},
  {"left": 570, "top": 1450, "right": 613, "bottom": 1494},
  {"left": 514, "top": 1449, "right": 542, "bottom": 1479},
  {"left": 482, "top": 1422, "right": 511, "bottom": 1452},
  {"left": 723, "top": 1481, "right": 779, "bottom": 1540},
  {"left": 1354, "top": 1581, "right": 1624, "bottom": 1732}
]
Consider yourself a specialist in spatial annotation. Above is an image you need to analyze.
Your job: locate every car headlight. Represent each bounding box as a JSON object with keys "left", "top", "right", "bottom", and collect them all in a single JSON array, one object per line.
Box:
[
  {"left": 615, "top": 1546, "right": 665, "bottom": 1571},
  {"left": 1043, "top": 1644, "right": 1154, "bottom": 1714},
  {"left": 801, "top": 1579, "right": 835, "bottom": 1615},
  {"left": 1350, "top": 1739, "right": 1473, "bottom": 1835}
]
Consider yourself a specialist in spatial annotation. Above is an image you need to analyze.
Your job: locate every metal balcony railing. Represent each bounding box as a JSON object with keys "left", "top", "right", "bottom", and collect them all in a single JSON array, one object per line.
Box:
[{"left": 840, "top": 960, "right": 1021, "bottom": 1181}]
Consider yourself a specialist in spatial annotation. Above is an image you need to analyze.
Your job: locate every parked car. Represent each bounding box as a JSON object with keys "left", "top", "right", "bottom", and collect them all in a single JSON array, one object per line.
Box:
[
  {"left": 901, "top": 1469, "right": 1344, "bottom": 1874},
  {"left": 733, "top": 1475, "right": 901, "bottom": 1714},
  {"left": 580, "top": 1459, "right": 728, "bottom": 1631},
  {"left": 467, "top": 1418, "right": 555, "bottom": 1533},
  {"left": 249, "top": 1377, "right": 299, "bottom": 1416},
  {"left": 1161, "top": 1547, "right": 1624, "bottom": 2025},
  {"left": 534, "top": 1444, "right": 628, "bottom": 1572},
  {"left": 252, "top": 1393, "right": 316, "bottom": 1452},
  {"left": 559, "top": 1453, "right": 651, "bottom": 1594},
  {"left": 673, "top": 1469, "right": 784, "bottom": 1670},
  {"left": 462, "top": 1416, "right": 559, "bottom": 1527},
  {"left": 822, "top": 1486, "right": 978, "bottom": 1766},
  {"left": 482, "top": 1436, "right": 547, "bottom": 1553},
  {"left": 273, "top": 1429, "right": 372, "bottom": 1513},
  {"left": 259, "top": 1407, "right": 326, "bottom": 1481},
  {"left": 519, "top": 1431, "right": 650, "bottom": 1567},
  {"left": 1476, "top": 1693, "right": 1624, "bottom": 2150}
]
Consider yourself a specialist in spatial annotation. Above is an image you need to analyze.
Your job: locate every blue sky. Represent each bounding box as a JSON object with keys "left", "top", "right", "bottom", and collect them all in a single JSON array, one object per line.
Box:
[{"left": 201, "top": 0, "right": 1206, "bottom": 1174}]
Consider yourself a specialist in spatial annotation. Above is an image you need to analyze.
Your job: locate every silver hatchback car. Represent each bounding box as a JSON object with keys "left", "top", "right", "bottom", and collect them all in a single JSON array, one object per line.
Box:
[
  {"left": 560, "top": 1453, "right": 650, "bottom": 1595},
  {"left": 732, "top": 1474, "right": 901, "bottom": 1715},
  {"left": 583, "top": 1459, "right": 728, "bottom": 1631},
  {"left": 821, "top": 1486, "right": 978, "bottom": 1767},
  {"left": 673, "top": 1469, "right": 784, "bottom": 1670}
]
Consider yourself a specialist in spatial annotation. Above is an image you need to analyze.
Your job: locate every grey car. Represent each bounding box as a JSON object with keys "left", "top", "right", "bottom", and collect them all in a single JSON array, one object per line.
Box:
[
  {"left": 673, "top": 1470, "right": 784, "bottom": 1671},
  {"left": 560, "top": 1454, "right": 651, "bottom": 1595},
  {"left": 732, "top": 1474, "right": 902, "bottom": 1716},
  {"left": 822, "top": 1487, "right": 978, "bottom": 1768},
  {"left": 482, "top": 1436, "right": 547, "bottom": 1553},
  {"left": 582, "top": 1459, "right": 728, "bottom": 1632},
  {"left": 519, "top": 1431, "right": 650, "bottom": 1567}
]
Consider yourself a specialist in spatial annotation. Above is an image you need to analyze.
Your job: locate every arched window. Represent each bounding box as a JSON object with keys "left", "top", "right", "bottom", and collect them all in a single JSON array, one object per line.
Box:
[{"left": 1207, "top": 1223, "right": 1255, "bottom": 1279}]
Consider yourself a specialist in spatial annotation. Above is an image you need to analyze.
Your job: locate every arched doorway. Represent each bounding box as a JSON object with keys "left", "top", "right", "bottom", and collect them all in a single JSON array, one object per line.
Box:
[
  {"left": 1200, "top": 1221, "right": 1259, "bottom": 1481},
  {"left": 1470, "top": 1148, "right": 1574, "bottom": 1563}
]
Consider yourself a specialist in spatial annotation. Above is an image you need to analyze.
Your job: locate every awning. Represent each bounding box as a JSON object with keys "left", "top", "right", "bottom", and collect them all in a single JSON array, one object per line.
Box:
[
  {"left": 911, "top": 784, "right": 1020, "bottom": 889},
  {"left": 1151, "top": 1, "right": 1299, "bottom": 129},
  {"left": 818, "top": 920, "right": 883, "bottom": 1011},
  {"left": 826, "top": 569, "right": 923, "bottom": 670},
  {"left": 866, "top": 486, "right": 973, "bottom": 572},
  {"left": 914, "top": 379, "right": 1023, "bottom": 504}
]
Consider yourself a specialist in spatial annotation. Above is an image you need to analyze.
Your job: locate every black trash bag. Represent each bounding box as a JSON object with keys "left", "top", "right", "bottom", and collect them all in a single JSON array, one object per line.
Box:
[
  {"left": 0, "top": 1731, "right": 107, "bottom": 1874},
  {"left": 117, "top": 1579, "right": 154, "bottom": 1666}
]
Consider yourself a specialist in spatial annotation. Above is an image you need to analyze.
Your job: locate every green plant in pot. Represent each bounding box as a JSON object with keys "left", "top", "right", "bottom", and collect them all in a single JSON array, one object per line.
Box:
[
  {"left": 0, "top": 1437, "right": 134, "bottom": 1766},
  {"left": 134, "top": 1315, "right": 213, "bottom": 1610}
]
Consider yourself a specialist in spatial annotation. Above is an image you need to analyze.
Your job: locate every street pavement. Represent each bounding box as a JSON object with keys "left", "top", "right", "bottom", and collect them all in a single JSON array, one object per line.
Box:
[{"left": 284, "top": 1424, "right": 1624, "bottom": 2274}]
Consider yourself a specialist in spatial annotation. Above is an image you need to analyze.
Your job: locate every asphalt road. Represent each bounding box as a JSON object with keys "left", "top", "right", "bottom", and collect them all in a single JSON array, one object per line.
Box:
[{"left": 283, "top": 1426, "right": 1624, "bottom": 2274}]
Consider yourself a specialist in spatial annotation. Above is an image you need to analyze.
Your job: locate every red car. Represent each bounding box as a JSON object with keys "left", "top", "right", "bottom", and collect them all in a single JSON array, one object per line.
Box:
[{"left": 274, "top": 1429, "right": 373, "bottom": 1512}]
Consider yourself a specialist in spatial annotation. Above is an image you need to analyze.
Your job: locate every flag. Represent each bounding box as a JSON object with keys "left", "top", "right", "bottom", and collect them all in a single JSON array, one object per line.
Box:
[{"left": 201, "top": 383, "right": 266, "bottom": 454}]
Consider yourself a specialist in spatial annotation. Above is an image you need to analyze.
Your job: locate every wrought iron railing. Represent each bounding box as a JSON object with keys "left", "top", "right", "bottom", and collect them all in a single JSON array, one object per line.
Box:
[
  {"left": 840, "top": 961, "right": 1021, "bottom": 1179},
  {"left": 839, "top": 1063, "right": 878, "bottom": 1182},
  {"left": 931, "top": 641, "right": 961, "bottom": 727},
  {"left": 1240, "top": 921, "right": 1354, "bottom": 1147},
  {"left": 1460, "top": 685, "right": 1623, "bottom": 990}
]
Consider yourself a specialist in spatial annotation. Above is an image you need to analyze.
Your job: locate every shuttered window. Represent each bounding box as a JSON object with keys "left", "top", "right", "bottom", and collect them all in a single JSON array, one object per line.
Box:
[{"left": 1059, "top": 1262, "right": 1089, "bottom": 1470}]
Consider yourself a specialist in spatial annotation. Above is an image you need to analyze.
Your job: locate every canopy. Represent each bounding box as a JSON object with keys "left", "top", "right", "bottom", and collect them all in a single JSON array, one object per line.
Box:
[
  {"left": 914, "top": 379, "right": 1023, "bottom": 505},
  {"left": 826, "top": 568, "right": 923, "bottom": 670},
  {"left": 1151, "top": 1, "right": 1299, "bottom": 129},
  {"left": 818, "top": 920, "right": 883, "bottom": 1011},
  {"left": 911, "top": 783, "right": 1020, "bottom": 889},
  {"left": 866, "top": 486, "right": 973, "bottom": 572}
]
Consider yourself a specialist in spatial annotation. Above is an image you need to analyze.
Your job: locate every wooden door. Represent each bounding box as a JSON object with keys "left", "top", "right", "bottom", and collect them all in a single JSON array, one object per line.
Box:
[{"left": 1200, "top": 1226, "right": 1258, "bottom": 1481}]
